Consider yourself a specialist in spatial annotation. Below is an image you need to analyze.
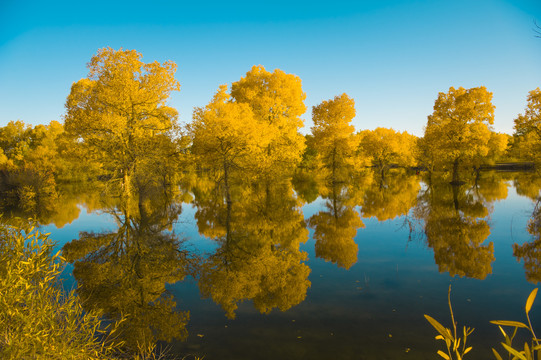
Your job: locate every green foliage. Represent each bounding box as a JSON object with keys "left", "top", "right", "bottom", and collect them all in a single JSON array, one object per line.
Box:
[{"left": 0, "top": 221, "right": 124, "bottom": 359}]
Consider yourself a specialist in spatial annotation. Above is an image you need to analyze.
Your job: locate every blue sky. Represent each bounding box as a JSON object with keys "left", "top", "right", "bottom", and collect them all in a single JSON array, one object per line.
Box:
[{"left": 1, "top": 0, "right": 540, "bottom": 136}]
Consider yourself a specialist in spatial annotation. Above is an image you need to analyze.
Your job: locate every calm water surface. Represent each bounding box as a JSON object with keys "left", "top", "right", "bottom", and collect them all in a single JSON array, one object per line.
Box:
[{"left": 14, "top": 170, "right": 541, "bottom": 359}]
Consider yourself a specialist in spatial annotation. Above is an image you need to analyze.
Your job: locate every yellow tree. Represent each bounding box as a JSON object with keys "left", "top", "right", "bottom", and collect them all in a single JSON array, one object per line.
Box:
[
  {"left": 311, "top": 93, "right": 359, "bottom": 180},
  {"left": 231, "top": 65, "right": 306, "bottom": 176},
  {"left": 469, "top": 132, "right": 509, "bottom": 180},
  {"left": 0, "top": 120, "right": 64, "bottom": 218},
  {"left": 513, "top": 88, "right": 541, "bottom": 163},
  {"left": 423, "top": 86, "right": 495, "bottom": 184},
  {"left": 189, "top": 85, "right": 269, "bottom": 201},
  {"left": 64, "top": 47, "right": 180, "bottom": 199},
  {"left": 358, "top": 127, "right": 416, "bottom": 177}
]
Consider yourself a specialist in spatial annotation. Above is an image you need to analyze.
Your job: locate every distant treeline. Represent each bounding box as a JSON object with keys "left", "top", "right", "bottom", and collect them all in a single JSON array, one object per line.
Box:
[{"left": 1, "top": 47, "right": 540, "bottom": 211}]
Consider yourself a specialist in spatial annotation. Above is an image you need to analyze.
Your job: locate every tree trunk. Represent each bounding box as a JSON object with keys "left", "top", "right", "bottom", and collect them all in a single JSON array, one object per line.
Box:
[{"left": 452, "top": 158, "right": 460, "bottom": 185}]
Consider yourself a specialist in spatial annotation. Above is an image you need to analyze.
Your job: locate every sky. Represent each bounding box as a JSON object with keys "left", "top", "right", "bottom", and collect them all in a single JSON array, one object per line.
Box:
[{"left": 1, "top": 0, "right": 541, "bottom": 136}]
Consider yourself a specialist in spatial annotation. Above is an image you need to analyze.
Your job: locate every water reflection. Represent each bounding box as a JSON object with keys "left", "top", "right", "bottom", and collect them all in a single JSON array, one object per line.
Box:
[
  {"left": 4, "top": 166, "right": 541, "bottom": 358},
  {"left": 512, "top": 172, "right": 541, "bottom": 284},
  {"left": 414, "top": 173, "right": 502, "bottom": 279},
  {"left": 193, "top": 177, "right": 310, "bottom": 318},
  {"left": 62, "top": 184, "right": 191, "bottom": 352},
  {"left": 308, "top": 178, "right": 364, "bottom": 269},
  {"left": 360, "top": 169, "right": 420, "bottom": 221},
  {"left": 0, "top": 178, "right": 109, "bottom": 227}
]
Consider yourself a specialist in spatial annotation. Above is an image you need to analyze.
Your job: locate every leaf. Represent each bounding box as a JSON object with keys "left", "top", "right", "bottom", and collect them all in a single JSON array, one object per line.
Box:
[
  {"left": 490, "top": 320, "right": 529, "bottom": 329},
  {"left": 525, "top": 288, "right": 538, "bottom": 315},
  {"left": 425, "top": 314, "right": 454, "bottom": 341},
  {"left": 437, "top": 350, "right": 451, "bottom": 360},
  {"left": 464, "top": 346, "right": 472, "bottom": 355},
  {"left": 492, "top": 348, "right": 503, "bottom": 360},
  {"left": 501, "top": 343, "right": 527, "bottom": 360},
  {"left": 524, "top": 342, "right": 531, "bottom": 358},
  {"left": 454, "top": 337, "right": 461, "bottom": 351}
]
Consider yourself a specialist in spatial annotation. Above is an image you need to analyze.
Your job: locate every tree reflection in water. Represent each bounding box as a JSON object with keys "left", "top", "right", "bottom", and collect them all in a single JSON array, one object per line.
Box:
[
  {"left": 194, "top": 176, "right": 310, "bottom": 319},
  {"left": 513, "top": 172, "right": 541, "bottom": 284},
  {"left": 308, "top": 176, "right": 364, "bottom": 270},
  {"left": 414, "top": 172, "right": 506, "bottom": 279},
  {"left": 62, "top": 184, "right": 192, "bottom": 352}
]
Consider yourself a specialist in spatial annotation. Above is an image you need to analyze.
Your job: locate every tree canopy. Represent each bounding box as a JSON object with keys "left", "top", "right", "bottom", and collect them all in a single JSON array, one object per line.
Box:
[
  {"left": 64, "top": 47, "right": 181, "bottom": 198},
  {"left": 231, "top": 65, "right": 307, "bottom": 177},
  {"left": 423, "top": 86, "right": 495, "bottom": 183},
  {"left": 311, "top": 93, "right": 360, "bottom": 179}
]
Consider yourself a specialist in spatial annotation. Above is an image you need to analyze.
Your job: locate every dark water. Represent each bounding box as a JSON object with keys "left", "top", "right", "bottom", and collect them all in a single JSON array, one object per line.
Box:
[{"left": 11, "top": 170, "right": 541, "bottom": 359}]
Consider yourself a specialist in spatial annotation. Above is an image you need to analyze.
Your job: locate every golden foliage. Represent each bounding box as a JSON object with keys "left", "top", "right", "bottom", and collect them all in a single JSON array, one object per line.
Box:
[
  {"left": 360, "top": 170, "right": 420, "bottom": 221},
  {"left": 0, "top": 222, "right": 124, "bottom": 359},
  {"left": 422, "top": 86, "right": 495, "bottom": 181},
  {"left": 311, "top": 93, "right": 360, "bottom": 176},
  {"left": 358, "top": 127, "right": 417, "bottom": 170},
  {"left": 231, "top": 65, "right": 307, "bottom": 176},
  {"left": 64, "top": 47, "right": 181, "bottom": 197},
  {"left": 189, "top": 85, "right": 269, "bottom": 180},
  {"left": 513, "top": 88, "right": 541, "bottom": 164}
]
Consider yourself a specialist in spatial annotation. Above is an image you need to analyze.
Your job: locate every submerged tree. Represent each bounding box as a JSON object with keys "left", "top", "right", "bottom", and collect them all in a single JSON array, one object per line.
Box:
[
  {"left": 423, "top": 86, "right": 495, "bottom": 183},
  {"left": 189, "top": 85, "right": 269, "bottom": 198},
  {"left": 512, "top": 88, "right": 541, "bottom": 164},
  {"left": 358, "top": 127, "right": 417, "bottom": 177},
  {"left": 231, "top": 65, "right": 306, "bottom": 177},
  {"left": 64, "top": 47, "right": 181, "bottom": 200},
  {"left": 311, "top": 93, "right": 359, "bottom": 180}
]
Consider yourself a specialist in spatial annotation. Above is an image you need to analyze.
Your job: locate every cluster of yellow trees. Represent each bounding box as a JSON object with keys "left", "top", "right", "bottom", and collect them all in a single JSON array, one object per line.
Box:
[
  {"left": 1, "top": 47, "right": 540, "bottom": 211},
  {"left": 3, "top": 47, "right": 541, "bottom": 358}
]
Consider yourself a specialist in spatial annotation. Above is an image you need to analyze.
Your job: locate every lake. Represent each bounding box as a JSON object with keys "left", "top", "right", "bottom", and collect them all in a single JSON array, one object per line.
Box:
[{"left": 10, "top": 169, "right": 541, "bottom": 360}]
